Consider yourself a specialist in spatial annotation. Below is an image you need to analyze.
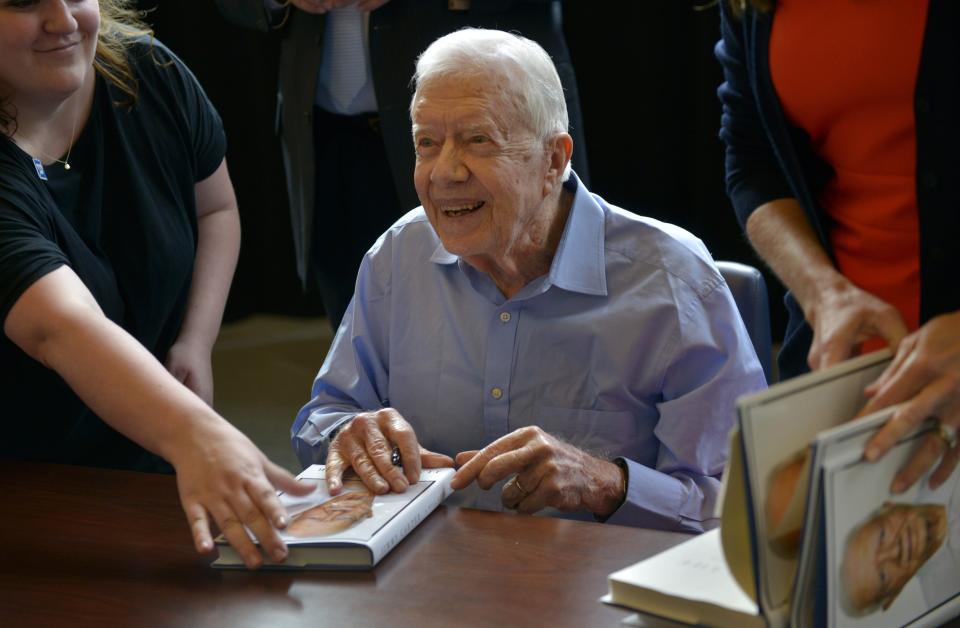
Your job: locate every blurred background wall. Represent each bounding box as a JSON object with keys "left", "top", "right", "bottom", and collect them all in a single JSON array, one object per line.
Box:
[{"left": 136, "top": 0, "right": 786, "bottom": 339}]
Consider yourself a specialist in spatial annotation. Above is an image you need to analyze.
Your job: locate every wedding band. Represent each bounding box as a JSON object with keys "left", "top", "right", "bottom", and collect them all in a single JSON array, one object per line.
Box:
[
  {"left": 936, "top": 421, "right": 958, "bottom": 451},
  {"left": 513, "top": 476, "right": 529, "bottom": 496}
]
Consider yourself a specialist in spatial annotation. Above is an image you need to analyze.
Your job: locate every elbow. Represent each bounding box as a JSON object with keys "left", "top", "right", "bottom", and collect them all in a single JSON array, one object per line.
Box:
[
  {"left": 11, "top": 306, "right": 77, "bottom": 369},
  {"left": 6, "top": 294, "right": 104, "bottom": 371}
]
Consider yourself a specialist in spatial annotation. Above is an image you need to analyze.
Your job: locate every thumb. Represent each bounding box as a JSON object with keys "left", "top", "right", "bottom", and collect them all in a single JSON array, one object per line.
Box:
[
  {"left": 264, "top": 459, "right": 316, "bottom": 495},
  {"left": 420, "top": 448, "right": 454, "bottom": 468}
]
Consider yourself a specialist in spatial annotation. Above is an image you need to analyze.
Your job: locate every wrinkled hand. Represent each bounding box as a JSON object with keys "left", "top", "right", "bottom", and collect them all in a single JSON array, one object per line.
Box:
[
  {"left": 805, "top": 281, "right": 908, "bottom": 371},
  {"left": 860, "top": 312, "right": 960, "bottom": 492},
  {"left": 325, "top": 408, "right": 453, "bottom": 496},
  {"left": 170, "top": 422, "right": 315, "bottom": 569},
  {"left": 451, "top": 426, "right": 625, "bottom": 517},
  {"left": 165, "top": 340, "right": 214, "bottom": 406},
  {"left": 290, "top": 0, "right": 390, "bottom": 13}
]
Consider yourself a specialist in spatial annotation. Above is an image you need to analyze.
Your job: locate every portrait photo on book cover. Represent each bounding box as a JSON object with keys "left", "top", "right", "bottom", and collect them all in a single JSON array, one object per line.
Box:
[
  {"left": 828, "top": 433, "right": 960, "bottom": 628},
  {"left": 279, "top": 480, "right": 431, "bottom": 542},
  {"left": 286, "top": 489, "right": 376, "bottom": 537}
]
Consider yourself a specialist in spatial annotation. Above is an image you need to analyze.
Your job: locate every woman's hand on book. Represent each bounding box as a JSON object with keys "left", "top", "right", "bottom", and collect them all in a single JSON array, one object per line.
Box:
[
  {"left": 170, "top": 420, "right": 316, "bottom": 569},
  {"left": 450, "top": 426, "right": 626, "bottom": 517},
  {"left": 325, "top": 408, "right": 454, "bottom": 496},
  {"left": 860, "top": 311, "right": 960, "bottom": 492}
]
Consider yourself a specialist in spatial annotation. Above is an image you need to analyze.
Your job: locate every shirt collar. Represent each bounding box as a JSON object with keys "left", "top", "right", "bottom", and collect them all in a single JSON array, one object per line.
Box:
[
  {"left": 429, "top": 171, "right": 608, "bottom": 297},
  {"left": 547, "top": 172, "right": 608, "bottom": 296}
]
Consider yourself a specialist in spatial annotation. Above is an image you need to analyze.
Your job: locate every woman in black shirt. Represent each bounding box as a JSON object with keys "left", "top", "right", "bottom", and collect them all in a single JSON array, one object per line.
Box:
[{"left": 0, "top": 0, "right": 311, "bottom": 568}]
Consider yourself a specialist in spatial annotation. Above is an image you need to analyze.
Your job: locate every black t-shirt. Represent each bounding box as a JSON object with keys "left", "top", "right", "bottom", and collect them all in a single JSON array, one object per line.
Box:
[{"left": 0, "top": 39, "right": 226, "bottom": 471}]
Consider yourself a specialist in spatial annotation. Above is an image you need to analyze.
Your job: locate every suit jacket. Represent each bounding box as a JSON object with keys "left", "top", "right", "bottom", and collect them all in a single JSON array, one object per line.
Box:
[
  {"left": 216, "top": 0, "right": 589, "bottom": 285},
  {"left": 716, "top": 0, "right": 960, "bottom": 379}
]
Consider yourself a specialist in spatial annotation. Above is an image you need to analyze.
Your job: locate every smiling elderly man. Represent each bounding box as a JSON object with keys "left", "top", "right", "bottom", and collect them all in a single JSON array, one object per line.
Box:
[{"left": 291, "top": 28, "right": 766, "bottom": 532}]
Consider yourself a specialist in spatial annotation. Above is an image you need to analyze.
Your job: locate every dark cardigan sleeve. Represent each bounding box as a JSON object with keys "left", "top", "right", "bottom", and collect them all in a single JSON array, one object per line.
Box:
[{"left": 715, "top": 3, "right": 796, "bottom": 229}]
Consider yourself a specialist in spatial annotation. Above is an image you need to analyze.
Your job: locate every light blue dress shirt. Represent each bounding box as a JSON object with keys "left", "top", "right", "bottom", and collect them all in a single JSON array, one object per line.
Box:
[{"left": 292, "top": 174, "right": 766, "bottom": 532}]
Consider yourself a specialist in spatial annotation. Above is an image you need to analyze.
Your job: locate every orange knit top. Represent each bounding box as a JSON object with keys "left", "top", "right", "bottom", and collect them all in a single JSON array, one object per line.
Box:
[{"left": 770, "top": 0, "right": 929, "bottom": 344}]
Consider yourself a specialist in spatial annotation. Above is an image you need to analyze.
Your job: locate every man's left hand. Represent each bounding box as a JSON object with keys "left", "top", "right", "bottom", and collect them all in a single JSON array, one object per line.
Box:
[
  {"left": 860, "top": 311, "right": 960, "bottom": 492},
  {"left": 450, "top": 426, "right": 626, "bottom": 517}
]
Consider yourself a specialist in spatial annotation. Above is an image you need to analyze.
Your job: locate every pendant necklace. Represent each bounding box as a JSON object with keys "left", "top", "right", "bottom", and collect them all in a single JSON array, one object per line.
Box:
[{"left": 23, "top": 110, "right": 79, "bottom": 181}]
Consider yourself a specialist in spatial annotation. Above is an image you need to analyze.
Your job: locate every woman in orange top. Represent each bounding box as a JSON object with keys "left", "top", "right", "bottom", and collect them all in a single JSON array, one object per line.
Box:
[{"left": 717, "top": 0, "right": 960, "bottom": 491}]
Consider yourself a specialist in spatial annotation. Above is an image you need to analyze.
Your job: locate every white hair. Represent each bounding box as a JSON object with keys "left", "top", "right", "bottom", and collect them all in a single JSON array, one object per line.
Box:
[{"left": 411, "top": 28, "right": 572, "bottom": 179}]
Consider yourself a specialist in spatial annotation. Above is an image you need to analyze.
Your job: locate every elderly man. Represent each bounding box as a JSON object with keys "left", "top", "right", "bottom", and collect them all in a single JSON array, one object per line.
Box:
[
  {"left": 842, "top": 502, "right": 948, "bottom": 614},
  {"left": 292, "top": 29, "right": 766, "bottom": 532}
]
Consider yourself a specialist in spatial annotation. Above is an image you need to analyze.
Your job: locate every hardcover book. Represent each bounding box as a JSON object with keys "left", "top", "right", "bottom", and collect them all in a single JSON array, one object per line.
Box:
[
  {"left": 212, "top": 465, "right": 454, "bottom": 570},
  {"left": 603, "top": 350, "right": 960, "bottom": 627}
]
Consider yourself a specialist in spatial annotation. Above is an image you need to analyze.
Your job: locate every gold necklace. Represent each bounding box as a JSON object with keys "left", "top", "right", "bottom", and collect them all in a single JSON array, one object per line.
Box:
[{"left": 20, "top": 109, "right": 79, "bottom": 172}]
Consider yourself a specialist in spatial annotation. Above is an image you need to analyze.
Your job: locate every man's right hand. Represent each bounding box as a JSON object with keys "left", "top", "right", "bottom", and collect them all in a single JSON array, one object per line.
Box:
[
  {"left": 324, "top": 408, "right": 453, "bottom": 495},
  {"left": 805, "top": 279, "right": 908, "bottom": 371}
]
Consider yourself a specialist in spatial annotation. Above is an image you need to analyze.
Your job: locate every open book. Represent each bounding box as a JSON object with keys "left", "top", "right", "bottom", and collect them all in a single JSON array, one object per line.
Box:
[
  {"left": 212, "top": 465, "right": 454, "bottom": 570},
  {"left": 604, "top": 350, "right": 960, "bottom": 627}
]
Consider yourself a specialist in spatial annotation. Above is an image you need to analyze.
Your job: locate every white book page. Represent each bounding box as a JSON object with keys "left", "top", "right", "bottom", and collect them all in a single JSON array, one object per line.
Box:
[
  {"left": 609, "top": 529, "right": 759, "bottom": 615},
  {"left": 738, "top": 350, "right": 891, "bottom": 611}
]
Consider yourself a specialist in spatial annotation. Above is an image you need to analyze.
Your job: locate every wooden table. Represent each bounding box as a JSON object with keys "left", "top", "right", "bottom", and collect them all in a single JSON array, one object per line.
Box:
[{"left": 0, "top": 462, "right": 689, "bottom": 627}]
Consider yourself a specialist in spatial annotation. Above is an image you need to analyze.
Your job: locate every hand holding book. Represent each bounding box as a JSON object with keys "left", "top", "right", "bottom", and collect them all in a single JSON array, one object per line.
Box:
[
  {"left": 602, "top": 352, "right": 960, "bottom": 628},
  {"left": 324, "top": 407, "right": 454, "bottom": 496},
  {"left": 212, "top": 464, "right": 455, "bottom": 570},
  {"left": 859, "top": 311, "right": 960, "bottom": 493},
  {"left": 171, "top": 421, "right": 317, "bottom": 569}
]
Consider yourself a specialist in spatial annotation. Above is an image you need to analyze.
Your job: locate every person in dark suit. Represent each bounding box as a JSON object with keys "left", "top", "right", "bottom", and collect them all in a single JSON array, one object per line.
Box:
[{"left": 216, "top": 0, "right": 589, "bottom": 330}]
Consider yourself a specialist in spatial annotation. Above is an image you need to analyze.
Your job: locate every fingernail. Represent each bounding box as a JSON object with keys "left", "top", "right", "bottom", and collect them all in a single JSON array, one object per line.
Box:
[
  {"left": 199, "top": 540, "right": 212, "bottom": 552},
  {"left": 864, "top": 447, "right": 878, "bottom": 462},
  {"left": 891, "top": 480, "right": 905, "bottom": 494},
  {"left": 276, "top": 515, "right": 288, "bottom": 528},
  {"left": 273, "top": 548, "right": 288, "bottom": 562}
]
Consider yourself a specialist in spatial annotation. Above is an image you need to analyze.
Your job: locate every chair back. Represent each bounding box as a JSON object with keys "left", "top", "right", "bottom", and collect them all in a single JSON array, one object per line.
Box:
[{"left": 716, "top": 261, "right": 774, "bottom": 383}]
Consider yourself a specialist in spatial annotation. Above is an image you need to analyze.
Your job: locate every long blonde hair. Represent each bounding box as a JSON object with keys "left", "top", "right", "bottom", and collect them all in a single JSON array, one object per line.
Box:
[
  {"left": 1, "top": 0, "right": 154, "bottom": 134},
  {"left": 94, "top": 0, "right": 153, "bottom": 106}
]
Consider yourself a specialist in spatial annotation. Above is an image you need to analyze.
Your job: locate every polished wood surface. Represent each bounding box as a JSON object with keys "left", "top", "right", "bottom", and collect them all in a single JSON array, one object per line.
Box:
[{"left": 0, "top": 462, "right": 688, "bottom": 627}]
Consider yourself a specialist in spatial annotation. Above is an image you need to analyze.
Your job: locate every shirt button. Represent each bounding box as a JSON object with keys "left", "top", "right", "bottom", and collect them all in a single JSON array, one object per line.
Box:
[
  {"left": 491, "top": 387, "right": 503, "bottom": 400},
  {"left": 499, "top": 312, "right": 511, "bottom": 323}
]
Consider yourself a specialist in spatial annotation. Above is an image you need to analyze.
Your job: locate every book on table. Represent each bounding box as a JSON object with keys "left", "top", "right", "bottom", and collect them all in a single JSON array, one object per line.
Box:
[
  {"left": 603, "top": 349, "right": 960, "bottom": 627},
  {"left": 211, "top": 465, "right": 454, "bottom": 570}
]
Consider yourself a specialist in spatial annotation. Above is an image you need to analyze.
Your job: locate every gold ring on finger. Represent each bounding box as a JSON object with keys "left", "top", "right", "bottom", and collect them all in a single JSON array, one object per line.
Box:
[
  {"left": 936, "top": 420, "right": 958, "bottom": 451},
  {"left": 513, "top": 476, "right": 529, "bottom": 496}
]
